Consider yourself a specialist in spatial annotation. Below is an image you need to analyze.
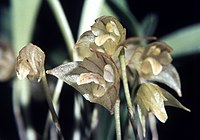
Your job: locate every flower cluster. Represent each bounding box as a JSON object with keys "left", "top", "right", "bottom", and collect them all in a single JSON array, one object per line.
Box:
[
  {"left": 15, "top": 16, "right": 190, "bottom": 138},
  {"left": 125, "top": 38, "right": 190, "bottom": 135},
  {"left": 48, "top": 16, "right": 125, "bottom": 113},
  {"left": 47, "top": 16, "right": 190, "bottom": 123}
]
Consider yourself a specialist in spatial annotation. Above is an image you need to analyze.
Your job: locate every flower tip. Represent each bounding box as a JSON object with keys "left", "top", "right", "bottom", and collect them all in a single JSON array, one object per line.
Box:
[
  {"left": 177, "top": 89, "right": 182, "bottom": 97},
  {"left": 184, "top": 107, "right": 191, "bottom": 112},
  {"left": 37, "top": 77, "right": 42, "bottom": 82},
  {"left": 177, "top": 91, "right": 182, "bottom": 97},
  {"left": 160, "top": 116, "right": 168, "bottom": 123},
  {"left": 155, "top": 111, "right": 168, "bottom": 123},
  {"left": 46, "top": 70, "right": 52, "bottom": 75}
]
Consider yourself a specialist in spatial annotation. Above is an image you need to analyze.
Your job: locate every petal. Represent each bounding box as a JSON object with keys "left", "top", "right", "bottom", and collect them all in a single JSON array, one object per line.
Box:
[
  {"left": 16, "top": 64, "right": 30, "bottom": 80},
  {"left": 158, "top": 51, "right": 173, "bottom": 65},
  {"left": 106, "top": 21, "right": 120, "bottom": 36},
  {"left": 136, "top": 83, "right": 168, "bottom": 123},
  {"left": 74, "top": 31, "right": 96, "bottom": 59},
  {"left": 137, "top": 104, "right": 147, "bottom": 136},
  {"left": 77, "top": 72, "right": 106, "bottom": 89},
  {"left": 95, "top": 34, "right": 115, "bottom": 46},
  {"left": 47, "top": 52, "right": 120, "bottom": 113},
  {"left": 161, "top": 88, "right": 191, "bottom": 112},
  {"left": 91, "top": 20, "right": 107, "bottom": 36},
  {"left": 103, "top": 64, "right": 114, "bottom": 83},
  {"left": 141, "top": 57, "right": 163, "bottom": 76},
  {"left": 149, "top": 64, "right": 182, "bottom": 97}
]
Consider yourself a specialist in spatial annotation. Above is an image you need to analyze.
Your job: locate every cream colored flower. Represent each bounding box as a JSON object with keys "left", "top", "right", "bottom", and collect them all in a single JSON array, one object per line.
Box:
[
  {"left": 47, "top": 52, "right": 120, "bottom": 113},
  {"left": 126, "top": 42, "right": 173, "bottom": 79},
  {"left": 75, "top": 16, "right": 126, "bottom": 60},
  {"left": 91, "top": 16, "right": 126, "bottom": 57},
  {"left": 134, "top": 83, "right": 190, "bottom": 136},
  {"left": 16, "top": 43, "right": 45, "bottom": 82}
]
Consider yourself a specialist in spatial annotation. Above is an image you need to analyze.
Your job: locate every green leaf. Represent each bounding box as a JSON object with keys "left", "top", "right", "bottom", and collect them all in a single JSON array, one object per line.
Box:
[
  {"left": 77, "top": 0, "right": 105, "bottom": 37},
  {"left": 11, "top": 0, "right": 42, "bottom": 53},
  {"left": 100, "top": 2, "right": 117, "bottom": 18},
  {"left": 141, "top": 13, "right": 158, "bottom": 36},
  {"left": 161, "top": 23, "right": 200, "bottom": 57},
  {"left": 107, "top": 0, "right": 143, "bottom": 36}
]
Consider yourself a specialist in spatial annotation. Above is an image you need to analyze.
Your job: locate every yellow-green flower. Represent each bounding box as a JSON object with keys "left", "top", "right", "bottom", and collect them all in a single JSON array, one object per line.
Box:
[{"left": 134, "top": 83, "right": 190, "bottom": 136}]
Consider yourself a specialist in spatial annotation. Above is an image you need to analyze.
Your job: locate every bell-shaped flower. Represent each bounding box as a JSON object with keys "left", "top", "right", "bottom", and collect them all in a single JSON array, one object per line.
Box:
[
  {"left": 126, "top": 40, "right": 183, "bottom": 97},
  {"left": 47, "top": 52, "right": 120, "bottom": 113},
  {"left": 126, "top": 41, "right": 173, "bottom": 79},
  {"left": 75, "top": 16, "right": 126, "bottom": 60},
  {"left": 134, "top": 82, "right": 190, "bottom": 136},
  {"left": 16, "top": 43, "right": 45, "bottom": 82}
]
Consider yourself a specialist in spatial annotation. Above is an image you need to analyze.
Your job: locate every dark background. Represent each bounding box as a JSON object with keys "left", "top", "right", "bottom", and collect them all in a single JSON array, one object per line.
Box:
[{"left": 0, "top": 0, "right": 200, "bottom": 139}]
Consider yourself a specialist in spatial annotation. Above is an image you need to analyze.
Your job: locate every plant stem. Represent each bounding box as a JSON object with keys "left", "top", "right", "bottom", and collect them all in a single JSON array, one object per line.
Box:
[
  {"left": 114, "top": 99, "right": 121, "bottom": 140},
  {"left": 41, "top": 71, "right": 64, "bottom": 139},
  {"left": 42, "top": 79, "right": 64, "bottom": 140},
  {"left": 119, "top": 48, "right": 136, "bottom": 138}
]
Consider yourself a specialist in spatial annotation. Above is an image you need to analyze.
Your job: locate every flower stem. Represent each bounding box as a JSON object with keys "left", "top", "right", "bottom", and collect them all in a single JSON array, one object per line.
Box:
[
  {"left": 42, "top": 79, "right": 64, "bottom": 140},
  {"left": 114, "top": 98, "right": 121, "bottom": 140},
  {"left": 119, "top": 48, "right": 136, "bottom": 138},
  {"left": 41, "top": 71, "right": 64, "bottom": 139}
]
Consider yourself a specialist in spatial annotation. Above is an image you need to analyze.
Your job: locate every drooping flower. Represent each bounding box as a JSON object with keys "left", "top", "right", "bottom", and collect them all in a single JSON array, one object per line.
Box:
[
  {"left": 126, "top": 40, "right": 183, "bottom": 96},
  {"left": 16, "top": 43, "right": 45, "bottom": 82},
  {"left": 46, "top": 52, "right": 120, "bottom": 113},
  {"left": 134, "top": 83, "right": 190, "bottom": 136}
]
